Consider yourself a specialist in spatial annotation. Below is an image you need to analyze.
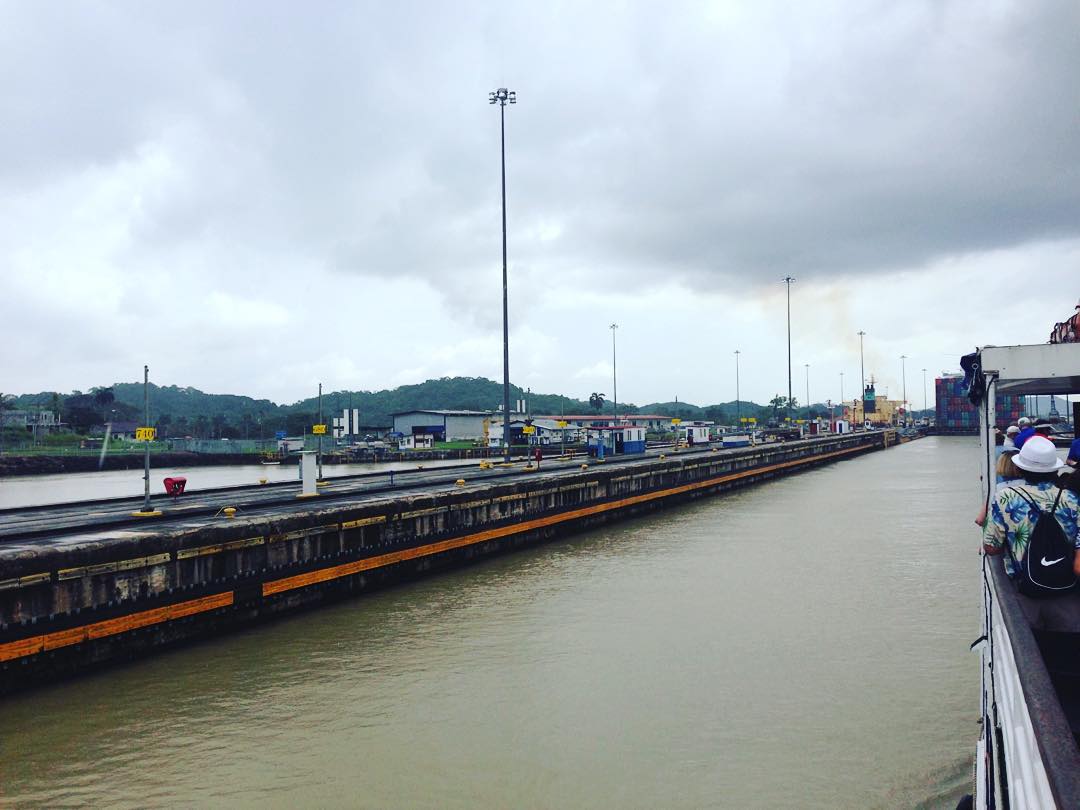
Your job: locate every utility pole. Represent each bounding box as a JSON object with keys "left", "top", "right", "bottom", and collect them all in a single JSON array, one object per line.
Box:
[
  {"left": 922, "top": 368, "right": 927, "bottom": 417},
  {"left": 610, "top": 323, "right": 619, "bottom": 454},
  {"left": 783, "top": 277, "right": 796, "bottom": 419},
  {"left": 840, "top": 371, "right": 845, "bottom": 408},
  {"left": 805, "top": 363, "right": 810, "bottom": 418},
  {"left": 317, "top": 382, "right": 323, "bottom": 481},
  {"left": 141, "top": 365, "right": 152, "bottom": 513},
  {"left": 900, "top": 355, "right": 908, "bottom": 426},
  {"left": 489, "top": 87, "right": 517, "bottom": 463},
  {"left": 734, "top": 349, "right": 741, "bottom": 426},
  {"left": 859, "top": 330, "right": 868, "bottom": 421}
]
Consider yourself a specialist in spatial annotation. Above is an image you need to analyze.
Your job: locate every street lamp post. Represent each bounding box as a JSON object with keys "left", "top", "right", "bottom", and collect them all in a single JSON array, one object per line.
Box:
[
  {"left": 805, "top": 363, "right": 810, "bottom": 420},
  {"left": 922, "top": 368, "right": 928, "bottom": 417},
  {"left": 734, "top": 349, "right": 741, "bottom": 426},
  {"left": 489, "top": 86, "right": 517, "bottom": 462},
  {"left": 840, "top": 371, "right": 845, "bottom": 408},
  {"left": 613, "top": 326, "right": 622, "bottom": 460},
  {"left": 900, "top": 355, "right": 908, "bottom": 427},
  {"left": 857, "top": 330, "right": 866, "bottom": 423},
  {"left": 141, "top": 365, "right": 152, "bottom": 513},
  {"left": 317, "top": 382, "right": 323, "bottom": 481},
  {"left": 610, "top": 323, "right": 619, "bottom": 455},
  {"left": 783, "top": 277, "right": 796, "bottom": 419}
]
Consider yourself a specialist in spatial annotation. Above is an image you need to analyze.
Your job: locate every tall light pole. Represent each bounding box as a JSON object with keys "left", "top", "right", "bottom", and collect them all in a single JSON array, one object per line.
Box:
[
  {"left": 840, "top": 371, "right": 845, "bottom": 407},
  {"left": 805, "top": 363, "right": 810, "bottom": 417},
  {"left": 922, "top": 368, "right": 927, "bottom": 416},
  {"left": 610, "top": 322, "right": 619, "bottom": 424},
  {"left": 734, "top": 349, "right": 741, "bottom": 425},
  {"left": 783, "top": 277, "right": 796, "bottom": 418},
  {"left": 489, "top": 86, "right": 517, "bottom": 462},
  {"left": 317, "top": 382, "right": 323, "bottom": 481},
  {"left": 900, "top": 355, "right": 907, "bottom": 426},
  {"left": 141, "top": 364, "right": 152, "bottom": 513},
  {"left": 857, "top": 330, "right": 866, "bottom": 395}
]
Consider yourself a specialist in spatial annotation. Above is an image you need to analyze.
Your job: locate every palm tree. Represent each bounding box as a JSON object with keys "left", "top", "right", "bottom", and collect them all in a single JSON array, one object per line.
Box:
[
  {"left": 589, "top": 392, "right": 606, "bottom": 413},
  {"left": 93, "top": 387, "right": 115, "bottom": 422},
  {"left": 769, "top": 395, "right": 785, "bottom": 418}
]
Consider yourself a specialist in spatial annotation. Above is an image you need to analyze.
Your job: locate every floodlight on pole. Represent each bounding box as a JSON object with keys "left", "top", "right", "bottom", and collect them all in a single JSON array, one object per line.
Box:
[
  {"left": 610, "top": 322, "right": 619, "bottom": 426},
  {"left": 489, "top": 87, "right": 516, "bottom": 462},
  {"left": 857, "top": 330, "right": 866, "bottom": 393},
  {"left": 805, "top": 363, "right": 810, "bottom": 417},
  {"left": 900, "top": 355, "right": 908, "bottom": 426},
  {"left": 922, "top": 368, "right": 927, "bottom": 415},
  {"left": 783, "top": 277, "right": 796, "bottom": 417},
  {"left": 141, "top": 365, "right": 151, "bottom": 513},
  {"left": 734, "top": 349, "right": 741, "bottom": 425}
]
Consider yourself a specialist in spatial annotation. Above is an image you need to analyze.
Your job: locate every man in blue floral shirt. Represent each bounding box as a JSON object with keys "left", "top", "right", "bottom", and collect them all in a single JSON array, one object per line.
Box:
[{"left": 984, "top": 437, "right": 1080, "bottom": 628}]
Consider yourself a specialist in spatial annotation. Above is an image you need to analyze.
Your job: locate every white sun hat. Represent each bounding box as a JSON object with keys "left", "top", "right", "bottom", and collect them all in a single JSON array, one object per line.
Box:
[{"left": 1013, "top": 436, "right": 1064, "bottom": 473}]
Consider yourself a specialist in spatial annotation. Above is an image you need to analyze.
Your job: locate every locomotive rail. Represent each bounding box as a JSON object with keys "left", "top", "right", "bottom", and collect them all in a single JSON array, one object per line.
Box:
[{"left": 0, "top": 445, "right": 715, "bottom": 545}]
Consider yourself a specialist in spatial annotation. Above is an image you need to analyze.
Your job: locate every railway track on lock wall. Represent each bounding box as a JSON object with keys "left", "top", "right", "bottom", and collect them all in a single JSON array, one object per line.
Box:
[{"left": 0, "top": 445, "right": 715, "bottom": 544}]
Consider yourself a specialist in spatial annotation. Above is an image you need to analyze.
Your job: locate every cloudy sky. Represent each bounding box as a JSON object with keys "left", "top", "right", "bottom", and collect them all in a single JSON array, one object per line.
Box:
[{"left": 2, "top": 1, "right": 1078, "bottom": 409}]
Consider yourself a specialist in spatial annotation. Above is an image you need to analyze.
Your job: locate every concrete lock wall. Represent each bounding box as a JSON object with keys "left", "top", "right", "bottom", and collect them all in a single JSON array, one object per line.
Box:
[{"left": 0, "top": 431, "right": 892, "bottom": 692}]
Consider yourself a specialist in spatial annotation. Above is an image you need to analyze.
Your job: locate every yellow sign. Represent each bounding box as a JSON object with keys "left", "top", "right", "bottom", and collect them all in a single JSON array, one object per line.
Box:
[
  {"left": 749, "top": 417, "right": 757, "bottom": 424},
  {"left": 796, "top": 419, "right": 806, "bottom": 424},
  {"left": 556, "top": 420, "right": 568, "bottom": 428},
  {"left": 671, "top": 418, "right": 682, "bottom": 425},
  {"left": 135, "top": 427, "right": 156, "bottom": 441},
  {"left": 312, "top": 424, "right": 327, "bottom": 435},
  {"left": 522, "top": 425, "right": 536, "bottom": 435},
  {"left": 740, "top": 418, "right": 747, "bottom": 423}
]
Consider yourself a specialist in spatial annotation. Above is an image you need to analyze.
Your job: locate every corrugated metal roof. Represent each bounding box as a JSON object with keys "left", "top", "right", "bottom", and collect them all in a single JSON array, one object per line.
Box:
[{"left": 390, "top": 409, "right": 495, "bottom": 417}]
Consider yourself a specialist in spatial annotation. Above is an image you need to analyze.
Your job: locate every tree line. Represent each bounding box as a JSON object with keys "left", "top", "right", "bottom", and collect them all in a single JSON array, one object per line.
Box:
[{"left": 7, "top": 377, "right": 855, "bottom": 440}]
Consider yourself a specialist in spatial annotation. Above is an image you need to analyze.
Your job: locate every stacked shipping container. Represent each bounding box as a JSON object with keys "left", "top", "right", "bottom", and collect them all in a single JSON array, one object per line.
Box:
[{"left": 935, "top": 374, "right": 1025, "bottom": 434}]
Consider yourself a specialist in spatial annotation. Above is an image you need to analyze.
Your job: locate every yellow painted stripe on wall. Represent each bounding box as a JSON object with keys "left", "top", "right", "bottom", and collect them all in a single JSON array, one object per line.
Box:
[
  {"left": 262, "top": 443, "right": 868, "bottom": 598},
  {"left": 0, "top": 635, "right": 45, "bottom": 662},
  {"left": 0, "top": 591, "right": 234, "bottom": 662}
]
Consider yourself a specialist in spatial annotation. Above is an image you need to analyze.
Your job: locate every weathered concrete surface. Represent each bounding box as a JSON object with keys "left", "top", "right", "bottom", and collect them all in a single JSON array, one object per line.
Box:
[
  {"left": 0, "top": 431, "right": 894, "bottom": 694},
  {"left": 0, "top": 452, "right": 279, "bottom": 477}
]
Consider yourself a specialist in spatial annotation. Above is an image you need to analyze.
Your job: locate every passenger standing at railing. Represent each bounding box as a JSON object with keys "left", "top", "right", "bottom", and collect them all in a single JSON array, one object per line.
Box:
[
  {"left": 983, "top": 437, "right": 1080, "bottom": 631},
  {"left": 1013, "top": 416, "right": 1033, "bottom": 449},
  {"left": 1003, "top": 425, "right": 1020, "bottom": 451},
  {"left": 1067, "top": 434, "right": 1080, "bottom": 468},
  {"left": 974, "top": 450, "right": 1024, "bottom": 527}
]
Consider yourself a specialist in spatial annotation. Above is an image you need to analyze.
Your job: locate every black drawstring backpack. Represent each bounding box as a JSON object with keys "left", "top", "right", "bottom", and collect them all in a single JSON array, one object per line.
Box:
[{"left": 1005, "top": 486, "right": 1076, "bottom": 597}]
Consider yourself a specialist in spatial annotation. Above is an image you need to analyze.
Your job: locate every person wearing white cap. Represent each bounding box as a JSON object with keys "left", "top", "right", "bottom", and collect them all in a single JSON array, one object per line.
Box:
[
  {"left": 1014, "top": 417, "right": 1038, "bottom": 450},
  {"left": 983, "top": 436, "right": 1080, "bottom": 630},
  {"left": 1003, "top": 425, "right": 1020, "bottom": 451}
]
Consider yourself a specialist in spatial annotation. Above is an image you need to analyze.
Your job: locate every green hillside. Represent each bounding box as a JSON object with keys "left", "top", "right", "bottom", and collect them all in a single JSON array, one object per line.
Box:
[{"left": 7, "top": 377, "right": 845, "bottom": 440}]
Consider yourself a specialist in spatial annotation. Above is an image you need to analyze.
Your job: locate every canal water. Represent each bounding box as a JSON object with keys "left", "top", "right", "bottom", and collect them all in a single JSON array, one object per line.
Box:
[
  {"left": 0, "top": 458, "right": 472, "bottom": 509},
  {"left": 0, "top": 437, "right": 980, "bottom": 808}
]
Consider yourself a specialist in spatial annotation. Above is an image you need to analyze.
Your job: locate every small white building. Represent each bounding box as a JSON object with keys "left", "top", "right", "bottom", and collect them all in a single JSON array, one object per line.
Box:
[
  {"left": 391, "top": 410, "right": 494, "bottom": 442},
  {"left": 587, "top": 424, "right": 647, "bottom": 456},
  {"left": 398, "top": 434, "right": 434, "bottom": 450},
  {"left": 680, "top": 421, "right": 713, "bottom": 445},
  {"left": 538, "top": 413, "right": 674, "bottom": 432},
  {"left": 488, "top": 419, "right": 583, "bottom": 446}
]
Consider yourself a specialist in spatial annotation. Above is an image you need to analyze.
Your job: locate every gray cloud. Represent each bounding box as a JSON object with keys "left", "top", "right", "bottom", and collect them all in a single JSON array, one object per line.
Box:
[{"left": 1, "top": 1, "right": 1077, "bottom": 401}]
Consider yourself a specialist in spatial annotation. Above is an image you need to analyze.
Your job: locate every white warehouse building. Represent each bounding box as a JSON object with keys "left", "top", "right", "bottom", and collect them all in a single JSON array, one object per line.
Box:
[{"left": 391, "top": 410, "right": 494, "bottom": 442}]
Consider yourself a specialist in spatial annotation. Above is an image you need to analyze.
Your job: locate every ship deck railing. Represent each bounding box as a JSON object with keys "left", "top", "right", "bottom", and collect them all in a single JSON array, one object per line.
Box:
[{"left": 985, "top": 554, "right": 1080, "bottom": 806}]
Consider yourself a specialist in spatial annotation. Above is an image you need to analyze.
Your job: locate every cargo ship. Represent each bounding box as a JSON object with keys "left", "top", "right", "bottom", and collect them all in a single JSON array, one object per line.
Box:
[
  {"left": 935, "top": 372, "right": 1024, "bottom": 436},
  {"left": 968, "top": 342, "right": 1080, "bottom": 808}
]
